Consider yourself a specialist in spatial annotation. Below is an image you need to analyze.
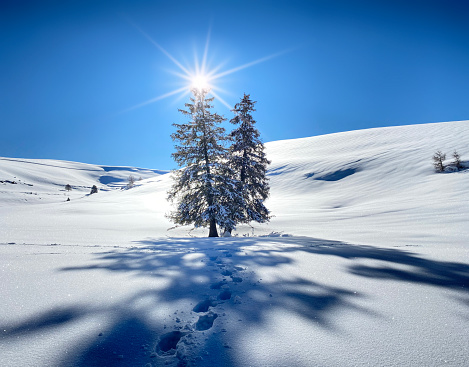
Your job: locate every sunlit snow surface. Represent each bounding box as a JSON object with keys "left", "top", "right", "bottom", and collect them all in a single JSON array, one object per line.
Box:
[{"left": 1, "top": 121, "right": 468, "bottom": 366}]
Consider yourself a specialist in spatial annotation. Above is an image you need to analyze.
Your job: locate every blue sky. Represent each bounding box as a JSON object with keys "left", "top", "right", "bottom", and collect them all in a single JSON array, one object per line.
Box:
[{"left": 1, "top": 0, "right": 468, "bottom": 169}]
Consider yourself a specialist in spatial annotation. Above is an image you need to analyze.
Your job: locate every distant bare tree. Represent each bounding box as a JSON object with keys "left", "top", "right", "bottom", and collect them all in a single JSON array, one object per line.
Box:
[
  {"left": 452, "top": 150, "right": 463, "bottom": 170},
  {"left": 127, "top": 175, "right": 136, "bottom": 189},
  {"left": 432, "top": 151, "right": 446, "bottom": 172},
  {"left": 65, "top": 184, "right": 72, "bottom": 192}
]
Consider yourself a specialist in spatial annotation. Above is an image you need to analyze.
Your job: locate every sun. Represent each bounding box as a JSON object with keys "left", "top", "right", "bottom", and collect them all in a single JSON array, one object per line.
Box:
[
  {"left": 191, "top": 74, "right": 211, "bottom": 91},
  {"left": 120, "top": 21, "right": 290, "bottom": 113}
]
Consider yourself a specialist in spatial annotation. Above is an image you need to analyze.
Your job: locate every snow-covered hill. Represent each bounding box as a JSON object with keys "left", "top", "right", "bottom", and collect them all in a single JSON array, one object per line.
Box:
[
  {"left": 0, "top": 157, "right": 167, "bottom": 206},
  {"left": 265, "top": 120, "right": 469, "bottom": 246},
  {"left": 0, "top": 121, "right": 468, "bottom": 366}
]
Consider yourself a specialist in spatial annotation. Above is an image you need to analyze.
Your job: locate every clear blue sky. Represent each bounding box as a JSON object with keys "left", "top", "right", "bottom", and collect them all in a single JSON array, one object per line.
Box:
[{"left": 1, "top": 0, "right": 468, "bottom": 169}]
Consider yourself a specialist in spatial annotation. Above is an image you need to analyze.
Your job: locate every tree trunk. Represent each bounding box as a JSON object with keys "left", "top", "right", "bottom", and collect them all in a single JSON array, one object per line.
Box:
[{"left": 209, "top": 219, "right": 219, "bottom": 237}]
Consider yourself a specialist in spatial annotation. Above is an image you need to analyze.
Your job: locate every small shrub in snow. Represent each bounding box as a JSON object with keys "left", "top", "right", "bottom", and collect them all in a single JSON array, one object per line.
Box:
[
  {"left": 451, "top": 150, "right": 463, "bottom": 171},
  {"left": 127, "top": 175, "right": 136, "bottom": 189},
  {"left": 258, "top": 231, "right": 292, "bottom": 237},
  {"left": 432, "top": 151, "right": 446, "bottom": 172},
  {"left": 65, "top": 184, "right": 72, "bottom": 192},
  {"left": 90, "top": 185, "right": 98, "bottom": 194}
]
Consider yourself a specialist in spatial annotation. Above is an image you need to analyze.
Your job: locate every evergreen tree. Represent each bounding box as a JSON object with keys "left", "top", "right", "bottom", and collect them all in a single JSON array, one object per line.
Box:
[
  {"left": 225, "top": 93, "right": 271, "bottom": 233},
  {"left": 167, "top": 88, "right": 243, "bottom": 237}
]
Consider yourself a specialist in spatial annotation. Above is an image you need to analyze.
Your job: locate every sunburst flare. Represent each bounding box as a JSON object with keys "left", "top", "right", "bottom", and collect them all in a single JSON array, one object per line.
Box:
[{"left": 122, "top": 20, "right": 289, "bottom": 113}]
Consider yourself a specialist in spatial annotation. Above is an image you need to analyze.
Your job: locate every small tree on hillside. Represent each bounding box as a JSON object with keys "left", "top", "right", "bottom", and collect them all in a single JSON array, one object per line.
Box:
[
  {"left": 432, "top": 150, "right": 446, "bottom": 172},
  {"left": 65, "top": 184, "right": 72, "bottom": 192},
  {"left": 167, "top": 88, "right": 244, "bottom": 237},
  {"left": 127, "top": 175, "right": 136, "bottom": 189},
  {"left": 224, "top": 93, "right": 271, "bottom": 234},
  {"left": 452, "top": 150, "right": 463, "bottom": 170}
]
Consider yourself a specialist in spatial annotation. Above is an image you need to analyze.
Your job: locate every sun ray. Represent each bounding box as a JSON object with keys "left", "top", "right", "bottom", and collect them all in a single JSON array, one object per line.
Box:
[
  {"left": 119, "top": 86, "right": 188, "bottom": 114},
  {"left": 205, "top": 61, "right": 227, "bottom": 79},
  {"left": 210, "top": 48, "right": 292, "bottom": 81},
  {"left": 211, "top": 85, "right": 231, "bottom": 97},
  {"left": 170, "top": 89, "right": 192, "bottom": 106},
  {"left": 168, "top": 70, "right": 192, "bottom": 82},
  {"left": 126, "top": 18, "right": 191, "bottom": 76},
  {"left": 193, "top": 45, "right": 200, "bottom": 75},
  {"left": 201, "top": 25, "right": 212, "bottom": 75},
  {"left": 210, "top": 90, "right": 233, "bottom": 110}
]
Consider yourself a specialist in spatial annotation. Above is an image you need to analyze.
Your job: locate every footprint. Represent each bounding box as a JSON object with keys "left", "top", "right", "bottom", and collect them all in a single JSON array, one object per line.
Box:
[
  {"left": 222, "top": 251, "right": 233, "bottom": 258},
  {"left": 221, "top": 269, "right": 233, "bottom": 276},
  {"left": 192, "top": 299, "right": 214, "bottom": 313},
  {"left": 231, "top": 276, "right": 243, "bottom": 283},
  {"left": 218, "top": 289, "right": 232, "bottom": 300},
  {"left": 195, "top": 312, "right": 218, "bottom": 331},
  {"left": 156, "top": 331, "right": 185, "bottom": 355},
  {"left": 210, "top": 281, "right": 227, "bottom": 289}
]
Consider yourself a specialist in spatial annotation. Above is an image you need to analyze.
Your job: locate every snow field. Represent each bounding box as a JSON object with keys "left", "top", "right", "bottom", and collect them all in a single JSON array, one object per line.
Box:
[{"left": 0, "top": 120, "right": 468, "bottom": 366}]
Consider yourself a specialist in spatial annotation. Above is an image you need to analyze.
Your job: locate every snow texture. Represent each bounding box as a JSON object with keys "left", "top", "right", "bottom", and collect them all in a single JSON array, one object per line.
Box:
[{"left": 0, "top": 121, "right": 468, "bottom": 366}]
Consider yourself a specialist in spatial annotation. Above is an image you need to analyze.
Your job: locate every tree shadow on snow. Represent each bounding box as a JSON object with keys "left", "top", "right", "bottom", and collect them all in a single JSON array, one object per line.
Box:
[
  {"left": 298, "top": 240, "right": 469, "bottom": 291},
  {"left": 1, "top": 306, "right": 85, "bottom": 337},
  {"left": 2, "top": 236, "right": 468, "bottom": 366},
  {"left": 56, "top": 237, "right": 376, "bottom": 366}
]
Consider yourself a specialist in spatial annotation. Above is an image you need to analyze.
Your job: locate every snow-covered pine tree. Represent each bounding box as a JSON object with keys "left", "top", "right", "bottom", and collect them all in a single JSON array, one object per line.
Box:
[
  {"left": 226, "top": 94, "right": 271, "bottom": 233},
  {"left": 167, "top": 88, "right": 243, "bottom": 237}
]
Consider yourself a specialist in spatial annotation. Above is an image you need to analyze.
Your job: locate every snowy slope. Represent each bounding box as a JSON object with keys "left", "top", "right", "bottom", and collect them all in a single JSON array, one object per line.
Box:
[
  {"left": 0, "top": 121, "right": 468, "bottom": 367},
  {"left": 265, "top": 120, "right": 469, "bottom": 247},
  {"left": 0, "top": 157, "right": 167, "bottom": 206}
]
